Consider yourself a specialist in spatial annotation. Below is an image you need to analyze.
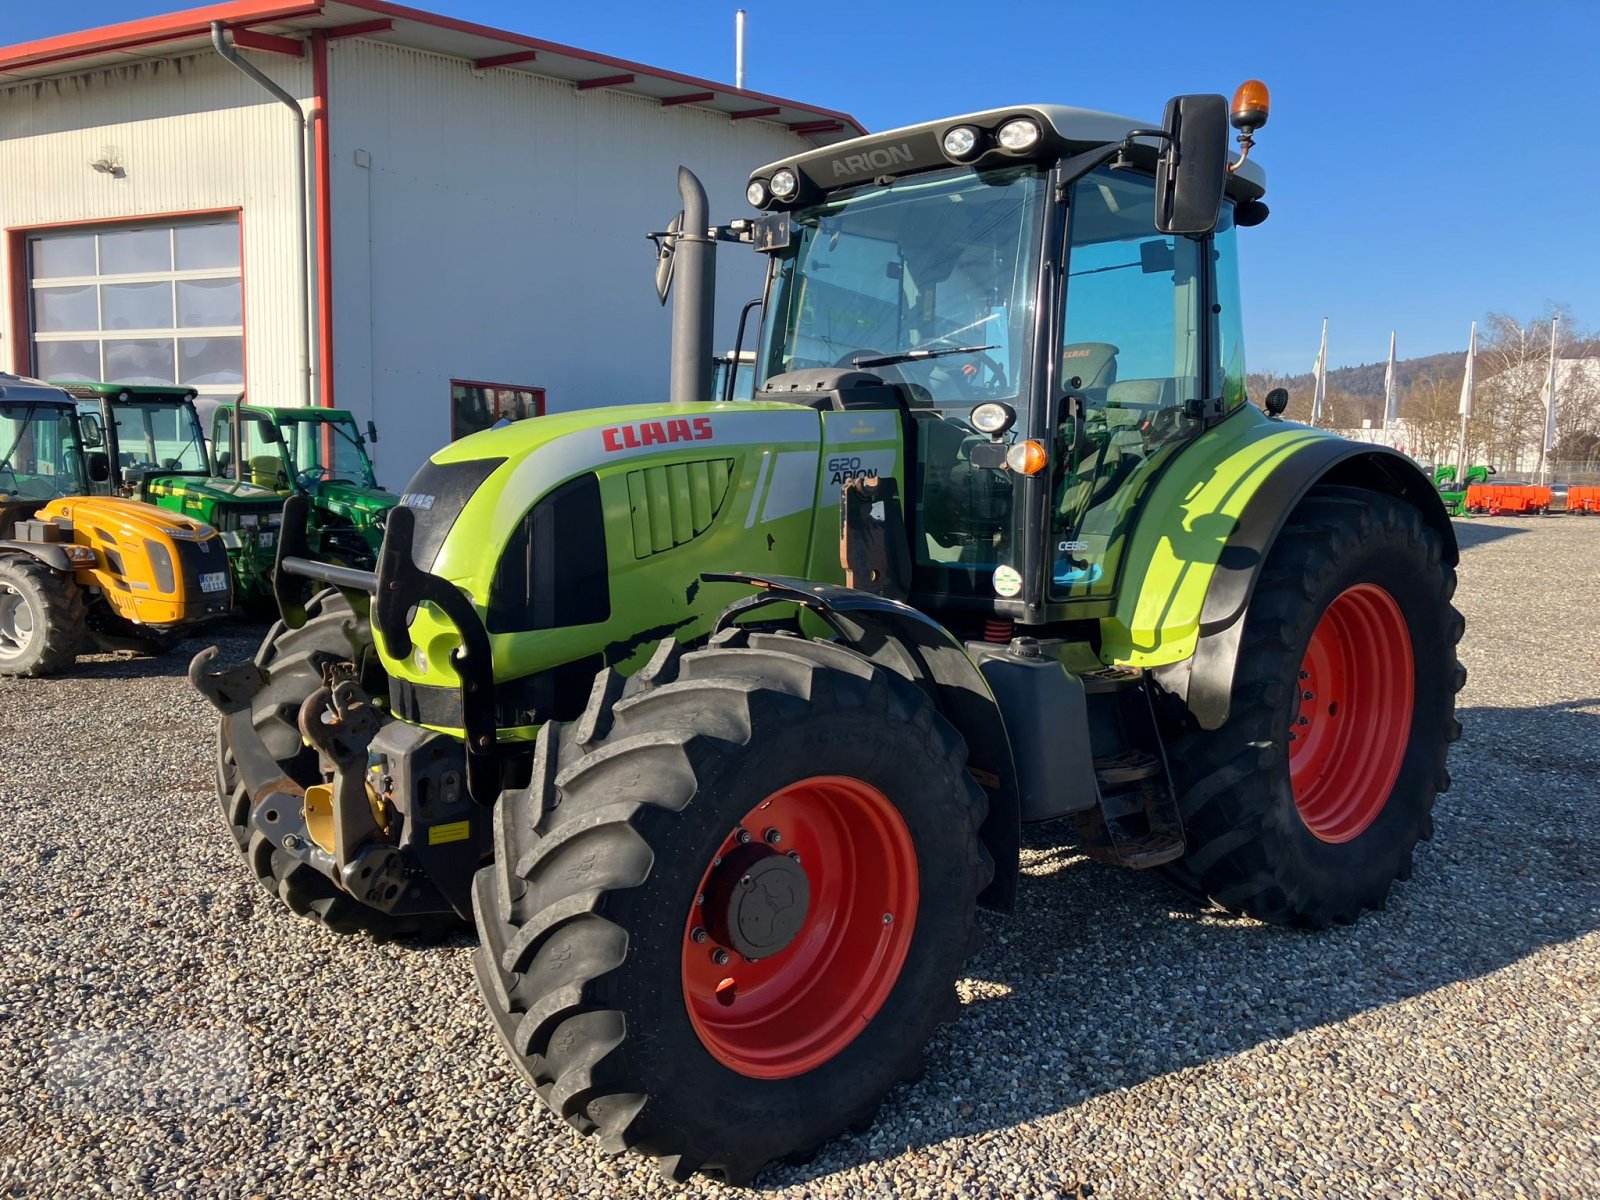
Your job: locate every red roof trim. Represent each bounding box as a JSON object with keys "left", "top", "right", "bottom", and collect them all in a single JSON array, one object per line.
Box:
[
  {"left": 0, "top": 1, "right": 321, "bottom": 77},
  {"left": 660, "top": 91, "right": 715, "bottom": 107},
  {"left": 0, "top": 0, "right": 864, "bottom": 138},
  {"left": 229, "top": 26, "right": 305, "bottom": 56},
  {"left": 730, "top": 107, "right": 781, "bottom": 121}
]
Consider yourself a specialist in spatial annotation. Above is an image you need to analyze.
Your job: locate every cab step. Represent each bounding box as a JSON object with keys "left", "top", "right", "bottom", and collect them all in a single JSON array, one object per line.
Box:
[{"left": 1071, "top": 672, "right": 1187, "bottom": 870}]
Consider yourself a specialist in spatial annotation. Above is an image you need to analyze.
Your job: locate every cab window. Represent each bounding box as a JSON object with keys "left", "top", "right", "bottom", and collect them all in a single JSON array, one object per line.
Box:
[{"left": 1050, "top": 168, "right": 1205, "bottom": 601}]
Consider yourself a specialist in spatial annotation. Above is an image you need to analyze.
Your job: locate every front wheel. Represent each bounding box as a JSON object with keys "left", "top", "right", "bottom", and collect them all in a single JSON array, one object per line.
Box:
[
  {"left": 1162, "top": 489, "right": 1465, "bottom": 927},
  {"left": 473, "top": 632, "right": 992, "bottom": 1183},
  {"left": 0, "top": 557, "right": 85, "bottom": 677}
]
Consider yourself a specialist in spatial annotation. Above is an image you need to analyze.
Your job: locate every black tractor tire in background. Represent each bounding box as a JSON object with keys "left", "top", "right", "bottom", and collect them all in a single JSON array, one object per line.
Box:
[
  {"left": 1161, "top": 489, "right": 1466, "bottom": 928},
  {"left": 215, "top": 589, "right": 455, "bottom": 938},
  {"left": 0, "top": 557, "right": 86, "bottom": 677},
  {"left": 473, "top": 632, "right": 993, "bottom": 1184}
]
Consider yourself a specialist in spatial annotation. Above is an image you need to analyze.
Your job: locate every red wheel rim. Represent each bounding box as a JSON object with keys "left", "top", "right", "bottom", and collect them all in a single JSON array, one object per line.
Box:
[
  {"left": 1289, "top": 583, "right": 1415, "bottom": 843},
  {"left": 681, "top": 775, "right": 919, "bottom": 1079}
]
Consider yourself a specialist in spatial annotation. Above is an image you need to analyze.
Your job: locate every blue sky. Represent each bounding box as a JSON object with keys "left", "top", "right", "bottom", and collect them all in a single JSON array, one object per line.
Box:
[{"left": 13, "top": 0, "right": 1599, "bottom": 373}]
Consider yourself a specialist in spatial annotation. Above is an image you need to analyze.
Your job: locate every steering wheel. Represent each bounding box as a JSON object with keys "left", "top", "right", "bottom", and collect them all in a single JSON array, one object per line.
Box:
[
  {"left": 937, "top": 349, "right": 1009, "bottom": 399},
  {"left": 296, "top": 466, "right": 332, "bottom": 489}
]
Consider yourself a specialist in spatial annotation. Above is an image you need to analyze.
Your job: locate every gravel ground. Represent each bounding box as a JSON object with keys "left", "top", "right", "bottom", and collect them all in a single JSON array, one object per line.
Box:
[{"left": 1, "top": 514, "right": 1597, "bottom": 1200}]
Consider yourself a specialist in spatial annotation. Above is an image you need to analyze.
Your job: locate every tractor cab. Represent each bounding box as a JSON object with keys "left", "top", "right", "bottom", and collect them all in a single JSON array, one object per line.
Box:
[
  {"left": 58, "top": 381, "right": 283, "bottom": 599},
  {"left": 745, "top": 104, "right": 1263, "bottom": 624},
  {"left": 0, "top": 384, "right": 91, "bottom": 526},
  {"left": 210, "top": 401, "right": 393, "bottom": 564}
]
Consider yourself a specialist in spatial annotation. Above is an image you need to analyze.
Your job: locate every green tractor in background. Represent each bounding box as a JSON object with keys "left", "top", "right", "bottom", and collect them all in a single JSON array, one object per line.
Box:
[
  {"left": 1434, "top": 462, "right": 1493, "bottom": 516},
  {"left": 193, "top": 84, "right": 1464, "bottom": 1183},
  {"left": 62, "top": 382, "right": 282, "bottom": 603},
  {"left": 206, "top": 400, "right": 394, "bottom": 569}
]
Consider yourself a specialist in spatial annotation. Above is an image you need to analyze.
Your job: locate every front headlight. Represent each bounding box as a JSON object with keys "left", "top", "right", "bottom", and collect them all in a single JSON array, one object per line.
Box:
[
  {"left": 942, "top": 126, "right": 980, "bottom": 158},
  {"left": 746, "top": 179, "right": 770, "bottom": 208}
]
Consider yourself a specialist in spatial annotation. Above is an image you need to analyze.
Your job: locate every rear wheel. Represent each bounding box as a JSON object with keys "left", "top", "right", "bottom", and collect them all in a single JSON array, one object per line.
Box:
[
  {"left": 0, "top": 557, "right": 85, "bottom": 677},
  {"left": 215, "top": 589, "right": 454, "bottom": 937},
  {"left": 473, "top": 632, "right": 991, "bottom": 1183},
  {"left": 1162, "top": 490, "right": 1465, "bottom": 927}
]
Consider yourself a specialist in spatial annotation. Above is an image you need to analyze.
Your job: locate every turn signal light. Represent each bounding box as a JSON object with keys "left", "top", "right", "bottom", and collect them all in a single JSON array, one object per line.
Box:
[
  {"left": 1006, "top": 440, "right": 1048, "bottom": 475},
  {"left": 1230, "top": 80, "right": 1270, "bottom": 133}
]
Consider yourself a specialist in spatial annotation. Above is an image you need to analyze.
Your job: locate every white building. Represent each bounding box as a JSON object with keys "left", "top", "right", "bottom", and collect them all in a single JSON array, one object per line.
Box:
[{"left": 0, "top": 1, "right": 861, "bottom": 484}]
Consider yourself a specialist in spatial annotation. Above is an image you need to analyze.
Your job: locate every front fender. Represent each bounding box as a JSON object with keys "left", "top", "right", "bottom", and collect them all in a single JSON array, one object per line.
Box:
[{"left": 705, "top": 572, "right": 1021, "bottom": 912}]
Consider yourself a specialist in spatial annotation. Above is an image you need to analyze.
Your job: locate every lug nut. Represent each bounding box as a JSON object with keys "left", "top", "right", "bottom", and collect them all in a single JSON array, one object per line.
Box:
[
  {"left": 1297, "top": 716, "right": 1310, "bottom": 726},
  {"left": 282, "top": 834, "right": 300, "bottom": 850},
  {"left": 712, "top": 948, "right": 730, "bottom": 966},
  {"left": 691, "top": 927, "right": 708, "bottom": 943},
  {"left": 764, "top": 827, "right": 782, "bottom": 845},
  {"left": 740, "top": 874, "right": 753, "bottom": 889},
  {"left": 1302, "top": 690, "right": 1314, "bottom": 700},
  {"left": 695, "top": 893, "right": 705, "bottom": 907},
  {"left": 787, "top": 851, "right": 801, "bottom": 864},
  {"left": 736, "top": 828, "right": 752, "bottom": 844},
  {"left": 883, "top": 912, "right": 894, "bottom": 925}
]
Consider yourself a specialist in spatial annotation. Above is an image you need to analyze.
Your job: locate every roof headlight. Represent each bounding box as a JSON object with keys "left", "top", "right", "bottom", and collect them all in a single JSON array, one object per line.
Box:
[
  {"left": 769, "top": 168, "right": 799, "bottom": 200},
  {"left": 746, "top": 179, "right": 770, "bottom": 208},
  {"left": 942, "top": 125, "right": 980, "bottom": 159},
  {"left": 997, "top": 118, "right": 1041, "bottom": 152}
]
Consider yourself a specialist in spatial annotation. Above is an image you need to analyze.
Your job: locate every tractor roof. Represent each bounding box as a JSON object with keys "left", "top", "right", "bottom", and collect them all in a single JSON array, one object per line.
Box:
[
  {"left": 752, "top": 103, "right": 1266, "bottom": 199},
  {"left": 0, "top": 373, "right": 75, "bottom": 408},
  {"left": 53, "top": 381, "right": 199, "bottom": 403}
]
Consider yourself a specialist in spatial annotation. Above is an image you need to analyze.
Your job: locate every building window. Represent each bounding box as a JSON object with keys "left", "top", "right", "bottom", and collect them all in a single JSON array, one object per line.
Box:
[
  {"left": 27, "top": 215, "right": 243, "bottom": 395},
  {"left": 451, "top": 380, "right": 545, "bottom": 441}
]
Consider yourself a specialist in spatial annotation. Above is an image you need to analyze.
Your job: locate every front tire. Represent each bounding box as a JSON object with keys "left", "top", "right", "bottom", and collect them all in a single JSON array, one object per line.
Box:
[
  {"left": 1163, "top": 490, "right": 1465, "bottom": 927},
  {"left": 473, "top": 632, "right": 992, "bottom": 1183}
]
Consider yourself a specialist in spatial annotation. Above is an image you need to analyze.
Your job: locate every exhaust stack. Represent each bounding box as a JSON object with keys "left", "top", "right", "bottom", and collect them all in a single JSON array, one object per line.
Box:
[{"left": 668, "top": 166, "right": 716, "bottom": 406}]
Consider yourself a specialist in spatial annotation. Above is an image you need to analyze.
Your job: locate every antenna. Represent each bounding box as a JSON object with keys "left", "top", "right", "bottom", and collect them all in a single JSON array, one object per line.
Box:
[{"left": 735, "top": 9, "right": 746, "bottom": 89}]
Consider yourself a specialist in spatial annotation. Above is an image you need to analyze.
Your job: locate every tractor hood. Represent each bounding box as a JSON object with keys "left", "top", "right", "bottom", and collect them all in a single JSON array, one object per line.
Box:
[
  {"left": 383, "top": 399, "right": 905, "bottom": 730},
  {"left": 145, "top": 474, "right": 283, "bottom": 507},
  {"left": 312, "top": 479, "right": 395, "bottom": 524},
  {"left": 46, "top": 494, "right": 218, "bottom": 543}
]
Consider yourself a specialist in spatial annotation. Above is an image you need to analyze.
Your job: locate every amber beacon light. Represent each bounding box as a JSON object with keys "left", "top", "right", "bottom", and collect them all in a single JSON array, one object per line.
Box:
[{"left": 1228, "top": 79, "right": 1270, "bottom": 173}]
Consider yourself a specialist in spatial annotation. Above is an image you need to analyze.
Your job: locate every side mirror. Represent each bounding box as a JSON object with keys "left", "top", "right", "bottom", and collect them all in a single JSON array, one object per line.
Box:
[
  {"left": 87, "top": 451, "right": 110, "bottom": 483},
  {"left": 1264, "top": 387, "right": 1289, "bottom": 418},
  {"left": 77, "top": 413, "right": 105, "bottom": 449},
  {"left": 366, "top": 420, "right": 379, "bottom": 444},
  {"left": 261, "top": 422, "right": 283, "bottom": 444},
  {"left": 1154, "top": 94, "right": 1229, "bottom": 236},
  {"left": 653, "top": 210, "right": 683, "bottom": 305}
]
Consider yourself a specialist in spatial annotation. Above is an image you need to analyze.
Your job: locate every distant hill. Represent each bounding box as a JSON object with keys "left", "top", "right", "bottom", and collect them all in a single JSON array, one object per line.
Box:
[{"left": 1251, "top": 351, "right": 1463, "bottom": 400}]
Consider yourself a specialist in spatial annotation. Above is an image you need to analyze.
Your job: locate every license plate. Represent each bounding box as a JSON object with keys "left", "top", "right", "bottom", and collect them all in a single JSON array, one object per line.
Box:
[
  {"left": 200, "top": 571, "right": 229, "bottom": 594},
  {"left": 258, "top": 532, "right": 276, "bottom": 549}
]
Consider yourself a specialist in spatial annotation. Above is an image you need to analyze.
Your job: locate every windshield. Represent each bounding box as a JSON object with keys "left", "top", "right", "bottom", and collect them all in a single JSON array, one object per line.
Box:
[
  {"left": 107, "top": 400, "right": 209, "bottom": 475},
  {"left": 761, "top": 164, "right": 1048, "bottom": 594},
  {"left": 0, "top": 403, "right": 88, "bottom": 499},
  {"left": 282, "top": 416, "right": 376, "bottom": 487}
]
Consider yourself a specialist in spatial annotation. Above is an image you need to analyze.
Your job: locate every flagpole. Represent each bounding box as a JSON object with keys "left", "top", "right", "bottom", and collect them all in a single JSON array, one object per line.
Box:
[
  {"left": 1538, "top": 315, "right": 1559, "bottom": 484},
  {"left": 1455, "top": 321, "right": 1477, "bottom": 476},
  {"left": 1311, "top": 317, "right": 1328, "bottom": 427},
  {"left": 1383, "top": 329, "right": 1398, "bottom": 440}
]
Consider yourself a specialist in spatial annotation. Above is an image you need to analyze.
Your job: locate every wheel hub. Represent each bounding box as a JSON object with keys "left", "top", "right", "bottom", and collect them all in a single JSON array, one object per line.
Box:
[
  {"left": 0, "top": 587, "right": 33, "bottom": 657},
  {"left": 702, "top": 843, "right": 810, "bottom": 961}
]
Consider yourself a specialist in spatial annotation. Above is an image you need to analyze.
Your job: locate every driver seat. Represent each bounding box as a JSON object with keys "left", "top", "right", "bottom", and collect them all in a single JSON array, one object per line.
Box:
[{"left": 250, "top": 455, "right": 285, "bottom": 490}]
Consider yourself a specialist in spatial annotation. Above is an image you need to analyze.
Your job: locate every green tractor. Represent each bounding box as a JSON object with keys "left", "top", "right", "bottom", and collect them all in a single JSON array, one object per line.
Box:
[
  {"left": 61, "top": 382, "right": 283, "bottom": 603},
  {"left": 1434, "top": 463, "right": 1492, "bottom": 516},
  {"left": 193, "top": 86, "right": 1464, "bottom": 1183},
  {"left": 207, "top": 400, "right": 394, "bottom": 568}
]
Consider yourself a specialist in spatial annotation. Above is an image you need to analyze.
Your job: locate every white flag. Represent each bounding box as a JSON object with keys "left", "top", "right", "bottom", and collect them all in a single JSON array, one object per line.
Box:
[
  {"left": 1543, "top": 316, "right": 1559, "bottom": 453},
  {"left": 1383, "top": 331, "right": 1398, "bottom": 425},
  {"left": 1311, "top": 318, "right": 1328, "bottom": 424},
  {"left": 1458, "top": 321, "right": 1476, "bottom": 417}
]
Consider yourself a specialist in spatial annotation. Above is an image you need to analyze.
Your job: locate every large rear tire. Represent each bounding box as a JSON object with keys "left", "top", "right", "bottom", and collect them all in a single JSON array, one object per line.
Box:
[
  {"left": 1162, "top": 490, "right": 1465, "bottom": 927},
  {"left": 473, "top": 632, "right": 992, "bottom": 1183},
  {"left": 215, "top": 589, "right": 456, "bottom": 938},
  {"left": 0, "top": 557, "right": 85, "bottom": 677}
]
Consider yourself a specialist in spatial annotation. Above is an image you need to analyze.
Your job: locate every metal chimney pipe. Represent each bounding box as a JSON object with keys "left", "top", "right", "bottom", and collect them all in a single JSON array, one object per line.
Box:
[
  {"left": 735, "top": 9, "right": 746, "bottom": 89},
  {"left": 668, "top": 167, "right": 716, "bottom": 406}
]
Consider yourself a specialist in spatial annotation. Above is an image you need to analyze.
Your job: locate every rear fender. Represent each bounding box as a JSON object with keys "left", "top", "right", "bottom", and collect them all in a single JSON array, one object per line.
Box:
[
  {"left": 1144, "top": 432, "right": 1456, "bottom": 728},
  {"left": 705, "top": 572, "right": 1021, "bottom": 912}
]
